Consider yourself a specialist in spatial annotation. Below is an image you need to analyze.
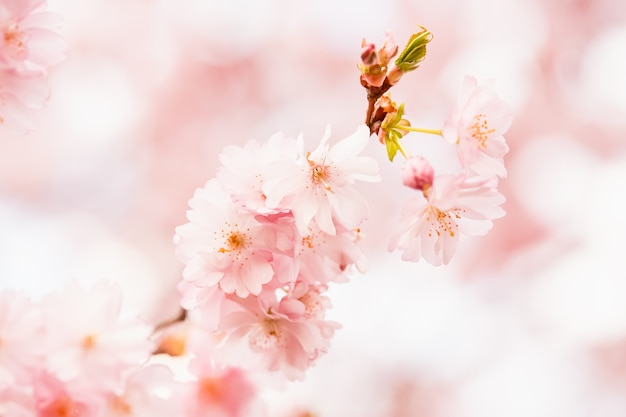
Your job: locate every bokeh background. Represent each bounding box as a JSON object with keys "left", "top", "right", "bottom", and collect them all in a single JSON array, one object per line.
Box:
[{"left": 2, "top": 0, "right": 626, "bottom": 416}]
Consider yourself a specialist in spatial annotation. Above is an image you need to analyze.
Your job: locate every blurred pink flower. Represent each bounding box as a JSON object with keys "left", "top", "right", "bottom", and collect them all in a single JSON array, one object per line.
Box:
[
  {"left": 0, "top": 67, "right": 49, "bottom": 132},
  {"left": 263, "top": 124, "right": 380, "bottom": 236},
  {"left": 388, "top": 174, "right": 505, "bottom": 265},
  {"left": 0, "top": 289, "right": 44, "bottom": 387},
  {"left": 174, "top": 179, "right": 276, "bottom": 298},
  {"left": 442, "top": 76, "right": 512, "bottom": 178},
  {"left": 33, "top": 371, "right": 101, "bottom": 417},
  {"left": 0, "top": 0, "right": 66, "bottom": 71},
  {"left": 100, "top": 365, "right": 181, "bottom": 417},
  {"left": 184, "top": 357, "right": 261, "bottom": 417},
  {"left": 40, "top": 280, "right": 154, "bottom": 391}
]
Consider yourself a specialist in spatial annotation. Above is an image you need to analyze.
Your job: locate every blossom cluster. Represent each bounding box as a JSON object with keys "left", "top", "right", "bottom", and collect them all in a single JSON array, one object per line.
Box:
[
  {"left": 0, "top": 281, "right": 264, "bottom": 417},
  {"left": 359, "top": 31, "right": 512, "bottom": 265},
  {"left": 174, "top": 125, "right": 380, "bottom": 381},
  {"left": 0, "top": 0, "right": 66, "bottom": 132}
]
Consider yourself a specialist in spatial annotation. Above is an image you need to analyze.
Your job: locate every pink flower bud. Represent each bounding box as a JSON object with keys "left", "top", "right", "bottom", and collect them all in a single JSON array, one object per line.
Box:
[{"left": 402, "top": 156, "right": 434, "bottom": 192}]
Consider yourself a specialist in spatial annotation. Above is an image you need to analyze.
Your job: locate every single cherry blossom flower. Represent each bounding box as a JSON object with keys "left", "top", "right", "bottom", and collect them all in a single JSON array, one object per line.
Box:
[
  {"left": 33, "top": 371, "right": 103, "bottom": 417},
  {"left": 0, "top": 289, "right": 44, "bottom": 387},
  {"left": 388, "top": 174, "right": 505, "bottom": 265},
  {"left": 263, "top": 124, "right": 380, "bottom": 236},
  {"left": 442, "top": 75, "right": 512, "bottom": 178},
  {"left": 174, "top": 178, "right": 276, "bottom": 298},
  {"left": 216, "top": 292, "right": 339, "bottom": 381},
  {"left": 0, "top": 0, "right": 66, "bottom": 72},
  {"left": 40, "top": 280, "right": 154, "bottom": 391},
  {"left": 183, "top": 357, "right": 262, "bottom": 417},
  {"left": 216, "top": 133, "right": 299, "bottom": 214}
]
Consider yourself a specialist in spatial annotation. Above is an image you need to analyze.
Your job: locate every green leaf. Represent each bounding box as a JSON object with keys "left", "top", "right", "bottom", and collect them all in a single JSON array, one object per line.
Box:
[{"left": 395, "top": 27, "right": 433, "bottom": 72}]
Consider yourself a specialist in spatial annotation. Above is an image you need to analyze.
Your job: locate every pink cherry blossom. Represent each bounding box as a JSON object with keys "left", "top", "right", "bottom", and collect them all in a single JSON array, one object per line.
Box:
[
  {"left": 0, "top": 67, "right": 50, "bottom": 132},
  {"left": 262, "top": 124, "right": 380, "bottom": 236},
  {"left": 0, "top": 289, "right": 44, "bottom": 387},
  {"left": 174, "top": 178, "right": 276, "bottom": 298},
  {"left": 0, "top": 0, "right": 66, "bottom": 72},
  {"left": 442, "top": 75, "right": 512, "bottom": 178},
  {"left": 99, "top": 365, "right": 182, "bottom": 417},
  {"left": 216, "top": 133, "right": 299, "bottom": 214},
  {"left": 216, "top": 291, "right": 339, "bottom": 381},
  {"left": 388, "top": 174, "right": 505, "bottom": 265},
  {"left": 183, "top": 357, "right": 262, "bottom": 417},
  {"left": 33, "top": 371, "right": 102, "bottom": 417},
  {"left": 39, "top": 280, "right": 154, "bottom": 391}
]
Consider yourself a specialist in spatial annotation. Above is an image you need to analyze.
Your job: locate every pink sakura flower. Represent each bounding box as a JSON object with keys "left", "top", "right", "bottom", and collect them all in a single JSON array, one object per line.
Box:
[
  {"left": 0, "top": 67, "right": 50, "bottom": 132},
  {"left": 216, "top": 133, "right": 299, "bottom": 214},
  {"left": 388, "top": 174, "right": 505, "bottom": 266},
  {"left": 0, "top": 289, "right": 44, "bottom": 387},
  {"left": 183, "top": 356, "right": 262, "bottom": 417},
  {"left": 216, "top": 291, "right": 339, "bottom": 381},
  {"left": 33, "top": 371, "right": 102, "bottom": 417},
  {"left": 262, "top": 124, "right": 380, "bottom": 236},
  {"left": 40, "top": 280, "right": 154, "bottom": 391},
  {"left": 0, "top": 0, "right": 66, "bottom": 72},
  {"left": 442, "top": 76, "right": 512, "bottom": 178},
  {"left": 99, "top": 365, "right": 182, "bottom": 417},
  {"left": 293, "top": 222, "right": 369, "bottom": 285},
  {"left": 174, "top": 179, "right": 276, "bottom": 298}
]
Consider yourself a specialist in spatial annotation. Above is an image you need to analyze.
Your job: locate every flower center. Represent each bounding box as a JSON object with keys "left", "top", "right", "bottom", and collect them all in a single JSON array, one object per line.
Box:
[
  {"left": 250, "top": 319, "right": 288, "bottom": 350},
  {"left": 469, "top": 113, "right": 495, "bottom": 148},
  {"left": 81, "top": 334, "right": 97, "bottom": 350},
  {"left": 307, "top": 153, "right": 333, "bottom": 191},
  {"left": 425, "top": 206, "right": 460, "bottom": 238},
  {"left": 217, "top": 224, "right": 251, "bottom": 257},
  {"left": 3, "top": 21, "right": 29, "bottom": 60}
]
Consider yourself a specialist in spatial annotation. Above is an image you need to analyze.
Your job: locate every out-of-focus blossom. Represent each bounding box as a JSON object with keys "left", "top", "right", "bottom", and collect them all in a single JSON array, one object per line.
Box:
[
  {"left": 0, "top": 0, "right": 65, "bottom": 132},
  {"left": 183, "top": 355, "right": 262, "bottom": 417},
  {"left": 33, "top": 371, "right": 102, "bottom": 417},
  {"left": 40, "top": 280, "right": 154, "bottom": 391},
  {"left": 442, "top": 75, "right": 512, "bottom": 178},
  {"left": 388, "top": 174, "right": 505, "bottom": 265},
  {"left": 0, "top": 289, "right": 43, "bottom": 387},
  {"left": 263, "top": 124, "right": 380, "bottom": 236},
  {"left": 0, "top": 0, "right": 66, "bottom": 71},
  {"left": 99, "top": 365, "right": 181, "bottom": 417}
]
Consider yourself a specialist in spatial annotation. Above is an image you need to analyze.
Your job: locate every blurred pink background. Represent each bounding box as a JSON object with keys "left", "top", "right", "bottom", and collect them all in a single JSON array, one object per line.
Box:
[{"left": 2, "top": 0, "right": 626, "bottom": 416}]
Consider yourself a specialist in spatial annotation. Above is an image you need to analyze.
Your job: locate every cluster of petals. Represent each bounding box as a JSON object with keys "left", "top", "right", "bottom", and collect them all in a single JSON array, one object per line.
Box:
[
  {"left": 0, "top": 0, "right": 66, "bottom": 132},
  {"left": 0, "top": 280, "right": 172, "bottom": 417},
  {"left": 388, "top": 75, "right": 510, "bottom": 266},
  {"left": 175, "top": 124, "right": 379, "bottom": 380}
]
